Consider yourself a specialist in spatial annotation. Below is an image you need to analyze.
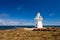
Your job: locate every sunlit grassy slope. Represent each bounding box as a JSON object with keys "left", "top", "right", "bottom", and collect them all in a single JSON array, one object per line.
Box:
[{"left": 0, "top": 28, "right": 60, "bottom": 40}]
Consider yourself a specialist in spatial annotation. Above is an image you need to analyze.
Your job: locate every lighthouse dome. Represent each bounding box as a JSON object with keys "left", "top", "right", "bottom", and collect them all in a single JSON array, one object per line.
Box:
[{"left": 34, "top": 12, "right": 43, "bottom": 20}]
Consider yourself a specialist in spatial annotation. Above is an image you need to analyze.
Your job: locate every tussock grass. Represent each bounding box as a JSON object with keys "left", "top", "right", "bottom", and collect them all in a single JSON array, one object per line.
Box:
[{"left": 0, "top": 28, "right": 60, "bottom": 40}]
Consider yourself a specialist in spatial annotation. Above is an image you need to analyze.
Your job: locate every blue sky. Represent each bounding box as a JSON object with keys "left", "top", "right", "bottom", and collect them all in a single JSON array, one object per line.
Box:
[{"left": 0, "top": 0, "right": 60, "bottom": 25}]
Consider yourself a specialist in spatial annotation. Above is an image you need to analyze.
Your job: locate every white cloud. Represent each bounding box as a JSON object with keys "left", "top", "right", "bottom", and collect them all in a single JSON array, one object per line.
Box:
[
  {"left": 17, "top": 7, "right": 21, "bottom": 10},
  {"left": 16, "top": 6, "right": 23, "bottom": 10},
  {"left": 0, "top": 19, "right": 21, "bottom": 26},
  {"left": 0, "top": 13, "right": 8, "bottom": 17},
  {"left": 0, "top": 19, "right": 34, "bottom": 26},
  {"left": 16, "top": 5, "right": 24, "bottom": 11},
  {"left": 43, "top": 21, "right": 60, "bottom": 25},
  {"left": 49, "top": 13, "right": 55, "bottom": 16}
]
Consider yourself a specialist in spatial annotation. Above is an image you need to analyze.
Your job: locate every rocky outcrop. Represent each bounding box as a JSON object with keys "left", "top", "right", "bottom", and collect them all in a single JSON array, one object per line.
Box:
[{"left": 33, "top": 27, "right": 56, "bottom": 31}]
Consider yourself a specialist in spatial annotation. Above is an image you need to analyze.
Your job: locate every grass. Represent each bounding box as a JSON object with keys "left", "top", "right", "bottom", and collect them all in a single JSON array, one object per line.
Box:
[{"left": 0, "top": 28, "right": 60, "bottom": 40}]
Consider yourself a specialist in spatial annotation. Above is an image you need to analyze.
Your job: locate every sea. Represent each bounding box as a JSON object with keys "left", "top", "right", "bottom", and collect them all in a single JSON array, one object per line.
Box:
[{"left": 0, "top": 25, "right": 60, "bottom": 30}]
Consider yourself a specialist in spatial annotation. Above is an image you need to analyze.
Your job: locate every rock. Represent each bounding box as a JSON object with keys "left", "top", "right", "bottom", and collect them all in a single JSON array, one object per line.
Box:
[{"left": 33, "top": 27, "right": 56, "bottom": 31}]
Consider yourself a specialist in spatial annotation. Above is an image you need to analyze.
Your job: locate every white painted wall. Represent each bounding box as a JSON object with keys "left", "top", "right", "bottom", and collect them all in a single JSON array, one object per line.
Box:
[
  {"left": 37, "top": 20, "right": 43, "bottom": 28},
  {"left": 34, "top": 12, "right": 43, "bottom": 28}
]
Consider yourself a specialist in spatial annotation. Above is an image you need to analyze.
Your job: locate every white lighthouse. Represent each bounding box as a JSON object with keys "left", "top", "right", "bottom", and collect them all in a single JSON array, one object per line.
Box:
[{"left": 34, "top": 12, "right": 43, "bottom": 28}]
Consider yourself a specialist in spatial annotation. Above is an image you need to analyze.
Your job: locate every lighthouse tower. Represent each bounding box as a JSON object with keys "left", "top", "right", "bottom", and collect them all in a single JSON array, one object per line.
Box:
[{"left": 34, "top": 12, "right": 43, "bottom": 28}]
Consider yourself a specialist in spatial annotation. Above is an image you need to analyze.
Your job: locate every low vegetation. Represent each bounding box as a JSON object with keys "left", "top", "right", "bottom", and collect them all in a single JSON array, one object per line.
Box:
[{"left": 0, "top": 27, "right": 60, "bottom": 40}]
